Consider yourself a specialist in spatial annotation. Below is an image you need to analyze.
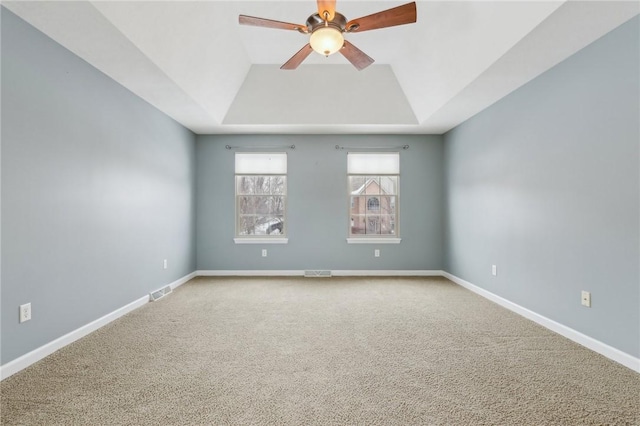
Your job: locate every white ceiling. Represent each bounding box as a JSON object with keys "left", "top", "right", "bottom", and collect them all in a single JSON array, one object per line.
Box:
[{"left": 4, "top": 1, "right": 639, "bottom": 135}]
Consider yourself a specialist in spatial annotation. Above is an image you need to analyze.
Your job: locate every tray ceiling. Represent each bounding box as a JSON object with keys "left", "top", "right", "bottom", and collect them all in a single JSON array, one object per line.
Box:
[{"left": 4, "top": 1, "right": 639, "bottom": 134}]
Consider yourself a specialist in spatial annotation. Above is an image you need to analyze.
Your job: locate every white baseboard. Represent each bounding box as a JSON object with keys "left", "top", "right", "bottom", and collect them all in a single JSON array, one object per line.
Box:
[
  {"left": 170, "top": 271, "right": 197, "bottom": 290},
  {"left": 196, "top": 270, "right": 443, "bottom": 277},
  {"left": 196, "top": 270, "right": 303, "bottom": 276},
  {"left": 0, "top": 271, "right": 197, "bottom": 381},
  {"left": 333, "top": 270, "right": 443, "bottom": 276},
  {"left": 442, "top": 272, "right": 640, "bottom": 373}
]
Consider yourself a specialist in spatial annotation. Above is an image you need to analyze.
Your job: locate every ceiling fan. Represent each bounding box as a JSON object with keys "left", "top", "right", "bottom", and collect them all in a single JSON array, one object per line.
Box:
[{"left": 239, "top": 1, "right": 417, "bottom": 71}]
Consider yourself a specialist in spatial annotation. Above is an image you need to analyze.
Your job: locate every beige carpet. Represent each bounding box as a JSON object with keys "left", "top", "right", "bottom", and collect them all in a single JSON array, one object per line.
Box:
[{"left": 1, "top": 277, "right": 639, "bottom": 425}]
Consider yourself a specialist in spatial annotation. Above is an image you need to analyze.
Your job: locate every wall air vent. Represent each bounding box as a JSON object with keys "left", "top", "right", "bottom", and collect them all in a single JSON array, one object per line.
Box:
[
  {"left": 304, "top": 270, "right": 332, "bottom": 278},
  {"left": 149, "top": 285, "right": 173, "bottom": 302}
]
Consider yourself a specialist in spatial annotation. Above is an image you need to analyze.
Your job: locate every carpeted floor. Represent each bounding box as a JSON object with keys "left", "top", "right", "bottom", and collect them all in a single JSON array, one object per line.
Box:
[{"left": 1, "top": 276, "right": 639, "bottom": 425}]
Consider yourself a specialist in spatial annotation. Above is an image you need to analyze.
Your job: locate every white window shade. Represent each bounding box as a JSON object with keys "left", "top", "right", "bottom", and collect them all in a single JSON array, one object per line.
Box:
[
  {"left": 348, "top": 153, "right": 399, "bottom": 174},
  {"left": 235, "top": 153, "right": 287, "bottom": 174}
]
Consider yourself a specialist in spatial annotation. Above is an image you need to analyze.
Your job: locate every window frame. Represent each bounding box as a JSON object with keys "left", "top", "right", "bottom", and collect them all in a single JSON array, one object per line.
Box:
[
  {"left": 347, "top": 153, "right": 401, "bottom": 244},
  {"left": 233, "top": 153, "right": 288, "bottom": 244}
]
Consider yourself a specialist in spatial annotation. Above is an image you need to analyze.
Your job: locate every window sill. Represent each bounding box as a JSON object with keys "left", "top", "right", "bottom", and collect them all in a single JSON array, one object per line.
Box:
[
  {"left": 234, "top": 238, "right": 289, "bottom": 244},
  {"left": 347, "top": 238, "right": 401, "bottom": 244}
]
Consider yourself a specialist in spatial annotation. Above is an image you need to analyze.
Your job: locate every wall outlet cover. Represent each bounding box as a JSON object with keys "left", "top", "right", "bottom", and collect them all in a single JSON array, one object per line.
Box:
[{"left": 19, "top": 303, "right": 32, "bottom": 323}]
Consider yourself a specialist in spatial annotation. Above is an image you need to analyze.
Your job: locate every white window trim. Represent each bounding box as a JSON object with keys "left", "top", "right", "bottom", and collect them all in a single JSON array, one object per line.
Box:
[
  {"left": 347, "top": 152, "right": 400, "bottom": 242},
  {"left": 235, "top": 152, "right": 287, "bottom": 241},
  {"left": 234, "top": 237, "right": 289, "bottom": 244},
  {"left": 347, "top": 238, "right": 401, "bottom": 244}
]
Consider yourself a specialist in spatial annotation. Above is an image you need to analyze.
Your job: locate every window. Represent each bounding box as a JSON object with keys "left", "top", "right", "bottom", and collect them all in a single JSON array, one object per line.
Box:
[
  {"left": 235, "top": 153, "right": 287, "bottom": 243},
  {"left": 348, "top": 152, "right": 400, "bottom": 243}
]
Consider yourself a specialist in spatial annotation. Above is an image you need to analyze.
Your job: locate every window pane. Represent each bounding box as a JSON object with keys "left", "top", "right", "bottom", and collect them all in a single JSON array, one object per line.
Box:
[
  {"left": 379, "top": 196, "right": 396, "bottom": 214},
  {"left": 380, "top": 176, "right": 398, "bottom": 195},
  {"left": 350, "top": 196, "right": 365, "bottom": 215},
  {"left": 254, "top": 176, "right": 270, "bottom": 195},
  {"left": 265, "top": 217, "right": 284, "bottom": 235},
  {"left": 252, "top": 217, "right": 268, "bottom": 235},
  {"left": 272, "top": 196, "right": 285, "bottom": 215},
  {"left": 350, "top": 215, "right": 366, "bottom": 235},
  {"left": 252, "top": 216, "right": 284, "bottom": 235},
  {"left": 254, "top": 196, "right": 272, "bottom": 215},
  {"left": 364, "top": 177, "right": 381, "bottom": 195},
  {"left": 236, "top": 176, "right": 255, "bottom": 195},
  {"left": 366, "top": 196, "right": 380, "bottom": 212},
  {"left": 238, "top": 216, "right": 256, "bottom": 235},
  {"left": 366, "top": 216, "right": 381, "bottom": 234},
  {"left": 349, "top": 176, "right": 366, "bottom": 194},
  {"left": 271, "top": 176, "right": 286, "bottom": 195},
  {"left": 238, "top": 196, "right": 255, "bottom": 215},
  {"left": 380, "top": 215, "right": 395, "bottom": 235}
]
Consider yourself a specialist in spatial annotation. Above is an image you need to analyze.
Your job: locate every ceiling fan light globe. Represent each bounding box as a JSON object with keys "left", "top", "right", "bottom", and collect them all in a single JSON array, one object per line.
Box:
[{"left": 310, "top": 27, "right": 344, "bottom": 56}]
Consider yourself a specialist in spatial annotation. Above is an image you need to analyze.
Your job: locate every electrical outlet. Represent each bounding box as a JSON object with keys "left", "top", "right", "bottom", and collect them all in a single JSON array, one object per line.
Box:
[
  {"left": 19, "top": 303, "right": 31, "bottom": 323},
  {"left": 262, "top": 249, "right": 267, "bottom": 257},
  {"left": 491, "top": 265, "right": 497, "bottom": 276},
  {"left": 581, "top": 291, "right": 591, "bottom": 307},
  {"left": 163, "top": 259, "right": 168, "bottom": 270},
  {"left": 374, "top": 249, "right": 380, "bottom": 258}
]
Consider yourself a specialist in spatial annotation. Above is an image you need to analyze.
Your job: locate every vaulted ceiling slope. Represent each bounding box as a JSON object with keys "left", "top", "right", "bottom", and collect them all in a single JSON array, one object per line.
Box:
[{"left": 4, "top": 1, "right": 639, "bottom": 134}]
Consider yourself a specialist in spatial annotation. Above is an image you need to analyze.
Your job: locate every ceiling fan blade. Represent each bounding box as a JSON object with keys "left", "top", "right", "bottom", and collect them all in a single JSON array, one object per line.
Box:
[
  {"left": 346, "top": 2, "right": 417, "bottom": 33},
  {"left": 281, "top": 44, "right": 314, "bottom": 70},
  {"left": 239, "top": 15, "right": 307, "bottom": 32},
  {"left": 339, "top": 40, "right": 374, "bottom": 71},
  {"left": 317, "top": 0, "right": 336, "bottom": 21}
]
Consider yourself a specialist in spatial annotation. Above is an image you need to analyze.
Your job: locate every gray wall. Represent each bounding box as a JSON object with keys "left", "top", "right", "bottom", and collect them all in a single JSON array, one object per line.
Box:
[
  {"left": 444, "top": 17, "right": 639, "bottom": 357},
  {"left": 197, "top": 135, "right": 444, "bottom": 271},
  {"left": 1, "top": 9, "right": 197, "bottom": 364}
]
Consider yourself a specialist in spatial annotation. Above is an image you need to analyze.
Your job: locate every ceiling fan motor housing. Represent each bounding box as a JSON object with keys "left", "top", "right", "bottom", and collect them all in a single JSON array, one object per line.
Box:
[{"left": 306, "top": 12, "right": 347, "bottom": 33}]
